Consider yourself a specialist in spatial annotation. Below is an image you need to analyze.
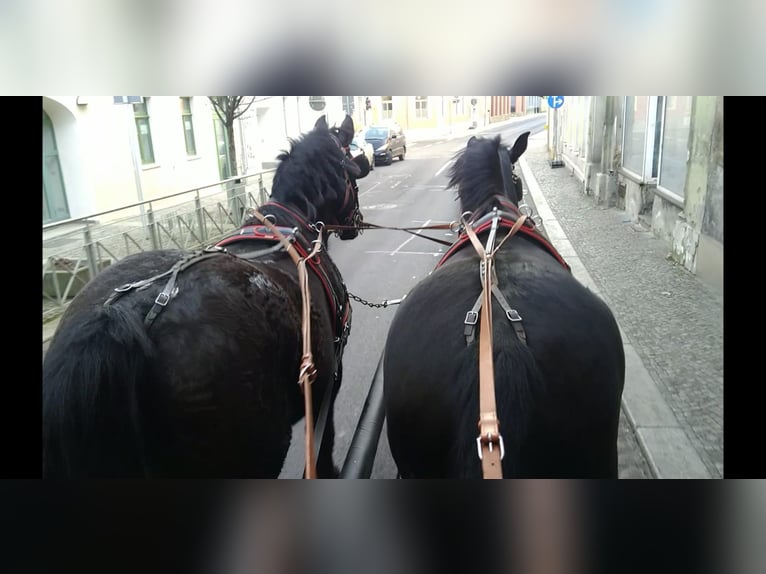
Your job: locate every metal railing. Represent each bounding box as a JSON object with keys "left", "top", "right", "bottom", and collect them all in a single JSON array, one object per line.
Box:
[{"left": 43, "top": 170, "right": 276, "bottom": 323}]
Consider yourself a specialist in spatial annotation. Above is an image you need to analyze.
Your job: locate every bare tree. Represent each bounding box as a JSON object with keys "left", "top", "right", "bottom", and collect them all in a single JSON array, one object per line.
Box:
[{"left": 208, "top": 97, "right": 257, "bottom": 177}]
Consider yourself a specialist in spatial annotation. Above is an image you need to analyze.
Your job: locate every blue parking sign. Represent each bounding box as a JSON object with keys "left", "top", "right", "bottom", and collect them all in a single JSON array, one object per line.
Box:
[{"left": 547, "top": 96, "right": 564, "bottom": 109}]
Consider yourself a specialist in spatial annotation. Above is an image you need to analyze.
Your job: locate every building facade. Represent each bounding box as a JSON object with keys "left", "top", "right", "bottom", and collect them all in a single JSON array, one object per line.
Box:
[
  {"left": 547, "top": 96, "right": 723, "bottom": 291},
  {"left": 42, "top": 96, "right": 543, "bottom": 226},
  {"left": 42, "top": 96, "right": 347, "bottom": 224},
  {"left": 350, "top": 96, "right": 542, "bottom": 135},
  {"left": 44, "top": 96, "right": 225, "bottom": 223}
]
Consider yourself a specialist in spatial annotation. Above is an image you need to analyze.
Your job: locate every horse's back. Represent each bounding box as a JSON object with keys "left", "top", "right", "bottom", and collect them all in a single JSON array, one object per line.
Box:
[
  {"left": 43, "top": 248, "right": 320, "bottom": 477},
  {"left": 384, "top": 241, "right": 625, "bottom": 477}
]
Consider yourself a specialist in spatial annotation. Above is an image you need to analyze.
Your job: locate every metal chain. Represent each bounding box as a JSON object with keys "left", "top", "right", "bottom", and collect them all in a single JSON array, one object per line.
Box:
[{"left": 348, "top": 292, "right": 404, "bottom": 309}]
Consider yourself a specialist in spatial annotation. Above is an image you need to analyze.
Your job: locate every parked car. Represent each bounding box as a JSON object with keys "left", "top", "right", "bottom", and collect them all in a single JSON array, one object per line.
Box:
[
  {"left": 364, "top": 124, "right": 407, "bottom": 165},
  {"left": 349, "top": 136, "right": 374, "bottom": 171}
]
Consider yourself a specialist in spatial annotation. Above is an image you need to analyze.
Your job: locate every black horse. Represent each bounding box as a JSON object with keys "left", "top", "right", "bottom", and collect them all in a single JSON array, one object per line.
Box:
[
  {"left": 43, "top": 114, "right": 370, "bottom": 478},
  {"left": 384, "top": 132, "right": 625, "bottom": 478}
]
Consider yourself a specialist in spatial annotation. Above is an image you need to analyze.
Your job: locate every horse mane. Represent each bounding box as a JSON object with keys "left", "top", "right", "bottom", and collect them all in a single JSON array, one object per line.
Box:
[
  {"left": 447, "top": 135, "right": 507, "bottom": 214},
  {"left": 268, "top": 127, "right": 347, "bottom": 221}
]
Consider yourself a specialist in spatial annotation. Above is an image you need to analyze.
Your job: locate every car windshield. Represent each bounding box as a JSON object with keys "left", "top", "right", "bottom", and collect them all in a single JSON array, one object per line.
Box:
[
  {"left": 349, "top": 142, "right": 360, "bottom": 151},
  {"left": 365, "top": 128, "right": 388, "bottom": 139}
]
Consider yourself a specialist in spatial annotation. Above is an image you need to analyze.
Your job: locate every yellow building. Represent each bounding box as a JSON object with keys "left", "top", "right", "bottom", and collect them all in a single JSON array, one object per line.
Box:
[{"left": 355, "top": 96, "right": 486, "bottom": 132}]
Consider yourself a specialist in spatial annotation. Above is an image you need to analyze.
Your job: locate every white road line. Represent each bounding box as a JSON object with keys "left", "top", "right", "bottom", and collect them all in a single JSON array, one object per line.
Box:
[
  {"left": 359, "top": 181, "right": 381, "bottom": 196},
  {"left": 434, "top": 161, "right": 453, "bottom": 177},
  {"left": 366, "top": 251, "right": 442, "bottom": 256},
  {"left": 390, "top": 219, "right": 432, "bottom": 255}
]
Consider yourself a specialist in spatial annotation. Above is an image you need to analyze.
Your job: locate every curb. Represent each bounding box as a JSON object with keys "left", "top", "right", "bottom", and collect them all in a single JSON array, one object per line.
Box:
[{"left": 518, "top": 138, "right": 712, "bottom": 479}]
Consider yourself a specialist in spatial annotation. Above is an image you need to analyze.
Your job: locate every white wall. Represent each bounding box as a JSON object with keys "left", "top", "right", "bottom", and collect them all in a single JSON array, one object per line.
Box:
[{"left": 43, "top": 96, "right": 224, "bottom": 222}]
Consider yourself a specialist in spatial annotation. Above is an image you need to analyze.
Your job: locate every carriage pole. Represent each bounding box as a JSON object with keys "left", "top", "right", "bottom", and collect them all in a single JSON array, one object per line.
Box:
[{"left": 340, "top": 351, "right": 386, "bottom": 479}]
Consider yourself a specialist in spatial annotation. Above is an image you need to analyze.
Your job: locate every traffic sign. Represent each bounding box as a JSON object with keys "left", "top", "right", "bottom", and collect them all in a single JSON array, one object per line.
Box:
[{"left": 547, "top": 96, "right": 564, "bottom": 109}]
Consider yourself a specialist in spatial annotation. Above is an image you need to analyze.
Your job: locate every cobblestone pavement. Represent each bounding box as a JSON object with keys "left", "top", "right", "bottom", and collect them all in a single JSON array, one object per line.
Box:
[{"left": 523, "top": 142, "right": 723, "bottom": 479}]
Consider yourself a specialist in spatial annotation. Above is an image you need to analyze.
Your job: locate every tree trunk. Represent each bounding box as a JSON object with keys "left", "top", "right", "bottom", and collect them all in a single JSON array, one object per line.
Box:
[{"left": 226, "top": 120, "right": 238, "bottom": 177}]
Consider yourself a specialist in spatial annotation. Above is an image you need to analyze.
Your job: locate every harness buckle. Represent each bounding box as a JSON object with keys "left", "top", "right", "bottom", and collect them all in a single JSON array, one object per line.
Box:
[
  {"left": 476, "top": 433, "right": 505, "bottom": 460},
  {"left": 464, "top": 310, "right": 479, "bottom": 325},
  {"left": 506, "top": 309, "right": 522, "bottom": 322},
  {"left": 115, "top": 283, "right": 133, "bottom": 293},
  {"left": 155, "top": 291, "right": 171, "bottom": 306}
]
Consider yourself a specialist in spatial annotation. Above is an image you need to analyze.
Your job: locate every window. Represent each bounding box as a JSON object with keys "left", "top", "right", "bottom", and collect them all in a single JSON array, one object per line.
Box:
[
  {"left": 382, "top": 96, "right": 393, "bottom": 120},
  {"left": 133, "top": 99, "right": 155, "bottom": 164},
  {"left": 342, "top": 96, "right": 355, "bottom": 115},
  {"left": 657, "top": 96, "right": 693, "bottom": 198},
  {"left": 181, "top": 97, "right": 197, "bottom": 156},
  {"left": 623, "top": 96, "right": 649, "bottom": 175},
  {"left": 308, "top": 96, "right": 326, "bottom": 111},
  {"left": 622, "top": 96, "right": 662, "bottom": 181},
  {"left": 415, "top": 96, "right": 428, "bottom": 119}
]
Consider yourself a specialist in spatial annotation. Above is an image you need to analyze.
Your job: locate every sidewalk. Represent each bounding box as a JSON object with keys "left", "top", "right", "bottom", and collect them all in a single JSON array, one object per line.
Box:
[{"left": 519, "top": 131, "right": 722, "bottom": 479}]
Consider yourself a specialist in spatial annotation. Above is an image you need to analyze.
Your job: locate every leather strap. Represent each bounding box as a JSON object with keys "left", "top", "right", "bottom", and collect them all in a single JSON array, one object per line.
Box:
[
  {"left": 461, "top": 213, "right": 529, "bottom": 479},
  {"left": 252, "top": 209, "right": 321, "bottom": 479},
  {"left": 463, "top": 222, "right": 503, "bottom": 479}
]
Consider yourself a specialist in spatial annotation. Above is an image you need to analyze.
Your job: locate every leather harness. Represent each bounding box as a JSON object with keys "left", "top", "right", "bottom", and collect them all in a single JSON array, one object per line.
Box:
[
  {"left": 102, "top": 202, "right": 352, "bottom": 479},
  {"left": 435, "top": 196, "right": 570, "bottom": 479}
]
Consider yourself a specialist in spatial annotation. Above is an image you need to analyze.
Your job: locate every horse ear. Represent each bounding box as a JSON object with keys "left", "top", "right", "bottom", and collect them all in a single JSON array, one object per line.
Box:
[
  {"left": 509, "top": 131, "right": 530, "bottom": 164},
  {"left": 337, "top": 114, "right": 355, "bottom": 147},
  {"left": 314, "top": 115, "right": 328, "bottom": 131},
  {"left": 466, "top": 136, "right": 478, "bottom": 147}
]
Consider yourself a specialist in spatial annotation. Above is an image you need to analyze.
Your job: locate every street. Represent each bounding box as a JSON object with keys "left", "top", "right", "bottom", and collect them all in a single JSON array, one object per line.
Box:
[
  {"left": 279, "top": 115, "right": 653, "bottom": 478},
  {"left": 41, "top": 113, "right": 654, "bottom": 479}
]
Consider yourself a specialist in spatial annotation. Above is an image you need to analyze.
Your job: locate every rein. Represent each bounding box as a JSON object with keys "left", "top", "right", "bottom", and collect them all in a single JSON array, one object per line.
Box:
[
  {"left": 250, "top": 209, "right": 323, "bottom": 479},
  {"left": 326, "top": 221, "right": 457, "bottom": 247},
  {"left": 462, "top": 210, "right": 528, "bottom": 479}
]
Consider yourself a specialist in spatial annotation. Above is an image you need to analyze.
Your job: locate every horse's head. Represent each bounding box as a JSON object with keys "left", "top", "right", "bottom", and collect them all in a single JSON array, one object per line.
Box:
[
  {"left": 269, "top": 114, "right": 366, "bottom": 240},
  {"left": 448, "top": 131, "right": 531, "bottom": 216},
  {"left": 325, "top": 114, "right": 370, "bottom": 240}
]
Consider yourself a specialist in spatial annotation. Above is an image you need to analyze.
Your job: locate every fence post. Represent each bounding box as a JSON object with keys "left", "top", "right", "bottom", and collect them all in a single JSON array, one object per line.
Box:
[
  {"left": 147, "top": 207, "right": 159, "bottom": 249},
  {"left": 258, "top": 173, "right": 268, "bottom": 206},
  {"left": 195, "top": 190, "right": 206, "bottom": 244},
  {"left": 83, "top": 222, "right": 99, "bottom": 280}
]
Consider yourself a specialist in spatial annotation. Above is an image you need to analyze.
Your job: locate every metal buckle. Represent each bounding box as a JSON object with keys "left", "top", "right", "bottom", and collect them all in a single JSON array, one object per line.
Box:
[
  {"left": 476, "top": 433, "right": 505, "bottom": 460},
  {"left": 464, "top": 311, "right": 479, "bottom": 325},
  {"left": 506, "top": 309, "right": 522, "bottom": 322},
  {"left": 115, "top": 283, "right": 133, "bottom": 293},
  {"left": 155, "top": 292, "right": 171, "bottom": 306}
]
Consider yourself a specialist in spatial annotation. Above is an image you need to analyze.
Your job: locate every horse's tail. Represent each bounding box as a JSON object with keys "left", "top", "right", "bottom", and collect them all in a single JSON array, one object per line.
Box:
[
  {"left": 453, "top": 333, "right": 540, "bottom": 478},
  {"left": 43, "top": 304, "right": 155, "bottom": 477}
]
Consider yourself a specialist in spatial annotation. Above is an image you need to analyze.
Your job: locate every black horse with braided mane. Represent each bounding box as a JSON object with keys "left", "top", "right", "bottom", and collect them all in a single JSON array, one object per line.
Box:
[
  {"left": 43, "top": 114, "right": 369, "bottom": 478},
  {"left": 384, "top": 132, "right": 625, "bottom": 478}
]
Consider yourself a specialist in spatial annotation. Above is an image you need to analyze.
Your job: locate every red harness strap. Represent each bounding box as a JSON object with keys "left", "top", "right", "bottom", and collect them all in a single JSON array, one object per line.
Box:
[{"left": 436, "top": 213, "right": 571, "bottom": 272}]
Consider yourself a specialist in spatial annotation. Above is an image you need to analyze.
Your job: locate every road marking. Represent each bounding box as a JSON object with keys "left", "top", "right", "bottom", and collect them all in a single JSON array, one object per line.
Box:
[
  {"left": 366, "top": 250, "right": 442, "bottom": 256},
  {"left": 434, "top": 161, "right": 453, "bottom": 177},
  {"left": 391, "top": 219, "right": 431, "bottom": 255},
  {"left": 359, "top": 181, "right": 381, "bottom": 196}
]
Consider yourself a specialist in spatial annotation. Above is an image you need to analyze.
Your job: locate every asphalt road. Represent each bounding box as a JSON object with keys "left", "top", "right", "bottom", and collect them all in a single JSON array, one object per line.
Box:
[{"left": 280, "top": 115, "right": 548, "bottom": 478}]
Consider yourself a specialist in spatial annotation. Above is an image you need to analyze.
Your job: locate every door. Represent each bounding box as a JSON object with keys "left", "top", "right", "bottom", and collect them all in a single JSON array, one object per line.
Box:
[{"left": 42, "top": 110, "right": 70, "bottom": 223}]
